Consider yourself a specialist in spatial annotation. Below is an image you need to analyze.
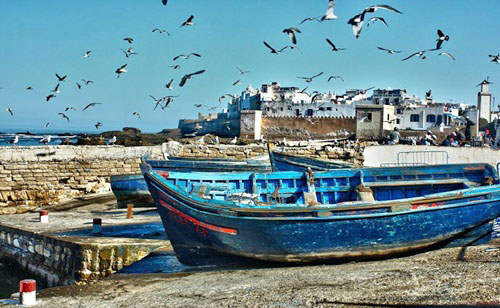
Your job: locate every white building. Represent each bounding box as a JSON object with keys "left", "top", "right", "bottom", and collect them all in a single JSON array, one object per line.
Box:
[{"left": 477, "top": 80, "right": 492, "bottom": 123}]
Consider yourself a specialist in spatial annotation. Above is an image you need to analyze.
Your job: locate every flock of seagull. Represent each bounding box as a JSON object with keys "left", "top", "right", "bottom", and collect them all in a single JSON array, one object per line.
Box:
[{"left": 1, "top": 0, "right": 498, "bottom": 140}]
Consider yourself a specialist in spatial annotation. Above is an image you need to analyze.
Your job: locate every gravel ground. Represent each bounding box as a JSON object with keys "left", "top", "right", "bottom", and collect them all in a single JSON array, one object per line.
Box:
[{"left": 4, "top": 240, "right": 497, "bottom": 308}]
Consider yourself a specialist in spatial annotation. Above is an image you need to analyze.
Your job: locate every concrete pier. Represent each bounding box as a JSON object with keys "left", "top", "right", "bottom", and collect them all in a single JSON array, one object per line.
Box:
[{"left": 0, "top": 193, "right": 170, "bottom": 287}]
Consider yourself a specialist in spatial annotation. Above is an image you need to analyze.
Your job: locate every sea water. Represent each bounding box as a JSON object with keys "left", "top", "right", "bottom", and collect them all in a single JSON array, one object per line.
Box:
[{"left": 0, "top": 129, "right": 86, "bottom": 147}]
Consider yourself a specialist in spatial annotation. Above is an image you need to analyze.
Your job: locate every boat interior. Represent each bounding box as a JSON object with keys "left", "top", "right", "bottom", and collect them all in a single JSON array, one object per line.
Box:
[{"left": 153, "top": 163, "right": 499, "bottom": 207}]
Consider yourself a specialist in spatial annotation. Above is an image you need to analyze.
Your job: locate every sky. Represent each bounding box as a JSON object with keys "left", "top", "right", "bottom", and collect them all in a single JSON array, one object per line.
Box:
[{"left": 1, "top": 0, "right": 500, "bottom": 133}]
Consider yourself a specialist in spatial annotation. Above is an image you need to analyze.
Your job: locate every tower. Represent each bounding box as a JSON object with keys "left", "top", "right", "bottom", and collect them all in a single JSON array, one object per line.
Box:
[{"left": 477, "top": 79, "right": 492, "bottom": 123}]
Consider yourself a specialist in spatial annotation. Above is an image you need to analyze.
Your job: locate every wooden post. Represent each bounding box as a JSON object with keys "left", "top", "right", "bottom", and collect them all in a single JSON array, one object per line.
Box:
[{"left": 127, "top": 204, "right": 133, "bottom": 219}]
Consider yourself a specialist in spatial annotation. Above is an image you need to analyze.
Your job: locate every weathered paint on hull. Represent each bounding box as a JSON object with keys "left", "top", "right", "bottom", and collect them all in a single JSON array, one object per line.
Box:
[
  {"left": 146, "top": 177, "right": 500, "bottom": 266},
  {"left": 271, "top": 151, "right": 354, "bottom": 172}
]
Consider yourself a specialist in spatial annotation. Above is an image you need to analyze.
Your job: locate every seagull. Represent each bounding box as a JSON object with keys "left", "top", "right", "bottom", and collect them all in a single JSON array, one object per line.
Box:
[
  {"left": 297, "top": 72, "right": 323, "bottom": 83},
  {"left": 215, "top": 136, "right": 220, "bottom": 144},
  {"left": 299, "top": 86, "right": 309, "bottom": 93},
  {"left": 162, "top": 97, "right": 174, "bottom": 109},
  {"left": 179, "top": 70, "right": 206, "bottom": 87},
  {"left": 45, "top": 122, "right": 50, "bottom": 128},
  {"left": 436, "top": 29, "right": 449, "bottom": 50},
  {"left": 321, "top": 0, "right": 338, "bottom": 21},
  {"left": 488, "top": 54, "right": 500, "bottom": 63},
  {"left": 180, "top": 15, "right": 194, "bottom": 28},
  {"left": 377, "top": 46, "right": 401, "bottom": 54},
  {"left": 165, "top": 79, "right": 174, "bottom": 90},
  {"left": 82, "top": 102, "right": 101, "bottom": 111},
  {"left": 65, "top": 106, "right": 76, "bottom": 112},
  {"left": 9, "top": 136, "right": 18, "bottom": 145},
  {"left": 120, "top": 48, "right": 138, "bottom": 58},
  {"left": 173, "top": 53, "right": 201, "bottom": 61},
  {"left": 76, "top": 82, "right": 82, "bottom": 89},
  {"left": 327, "top": 75, "right": 344, "bottom": 82},
  {"left": 51, "top": 83, "right": 60, "bottom": 93},
  {"left": 237, "top": 67, "right": 250, "bottom": 75},
  {"left": 325, "top": 38, "right": 346, "bottom": 51},
  {"left": 55, "top": 73, "right": 67, "bottom": 82},
  {"left": 230, "top": 136, "right": 237, "bottom": 145},
  {"left": 123, "top": 37, "right": 134, "bottom": 44},
  {"left": 26, "top": 86, "right": 33, "bottom": 90},
  {"left": 95, "top": 122, "right": 103, "bottom": 129},
  {"left": 83, "top": 50, "right": 92, "bottom": 58},
  {"left": 348, "top": 4, "right": 402, "bottom": 39},
  {"left": 40, "top": 135, "right": 51, "bottom": 145},
  {"left": 152, "top": 28, "right": 170, "bottom": 36},
  {"left": 401, "top": 50, "right": 428, "bottom": 61},
  {"left": 300, "top": 17, "right": 321, "bottom": 25},
  {"left": 263, "top": 41, "right": 295, "bottom": 55},
  {"left": 82, "top": 79, "right": 94, "bottom": 85},
  {"left": 58, "top": 112, "right": 70, "bottom": 122},
  {"left": 367, "top": 17, "right": 388, "bottom": 27},
  {"left": 108, "top": 135, "right": 116, "bottom": 145},
  {"left": 219, "top": 94, "right": 236, "bottom": 103},
  {"left": 161, "top": 0, "right": 167, "bottom": 5},
  {"left": 282, "top": 27, "right": 301, "bottom": 44},
  {"left": 6, "top": 108, "right": 13, "bottom": 116},
  {"left": 170, "top": 65, "right": 181, "bottom": 70},
  {"left": 150, "top": 95, "right": 165, "bottom": 110},
  {"left": 115, "top": 64, "right": 128, "bottom": 78},
  {"left": 360, "top": 86, "right": 375, "bottom": 95},
  {"left": 132, "top": 112, "right": 141, "bottom": 119},
  {"left": 438, "top": 52, "right": 455, "bottom": 61},
  {"left": 46, "top": 94, "right": 56, "bottom": 102},
  {"left": 425, "top": 90, "right": 432, "bottom": 99},
  {"left": 232, "top": 80, "right": 241, "bottom": 86}
]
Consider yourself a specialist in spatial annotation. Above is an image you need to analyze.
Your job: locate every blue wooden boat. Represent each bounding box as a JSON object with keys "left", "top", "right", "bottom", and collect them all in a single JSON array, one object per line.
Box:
[
  {"left": 141, "top": 162, "right": 500, "bottom": 265},
  {"left": 270, "top": 150, "right": 355, "bottom": 171},
  {"left": 111, "top": 157, "right": 271, "bottom": 208}
]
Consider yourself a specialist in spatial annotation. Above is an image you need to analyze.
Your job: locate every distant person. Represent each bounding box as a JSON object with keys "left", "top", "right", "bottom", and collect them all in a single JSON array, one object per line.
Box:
[
  {"left": 388, "top": 127, "right": 400, "bottom": 145},
  {"left": 465, "top": 116, "right": 474, "bottom": 141},
  {"left": 441, "top": 135, "right": 452, "bottom": 147},
  {"left": 424, "top": 130, "right": 437, "bottom": 145},
  {"left": 455, "top": 128, "right": 465, "bottom": 145}
]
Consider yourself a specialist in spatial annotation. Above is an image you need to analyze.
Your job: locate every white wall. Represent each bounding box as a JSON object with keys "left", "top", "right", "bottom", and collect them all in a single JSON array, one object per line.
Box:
[{"left": 363, "top": 144, "right": 500, "bottom": 168}]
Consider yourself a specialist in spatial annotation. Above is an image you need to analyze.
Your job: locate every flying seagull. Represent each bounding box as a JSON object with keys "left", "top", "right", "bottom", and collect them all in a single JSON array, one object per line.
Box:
[
  {"left": 132, "top": 112, "right": 141, "bottom": 119},
  {"left": 325, "top": 38, "right": 346, "bottom": 51},
  {"left": 181, "top": 15, "right": 194, "bottom": 28},
  {"left": 162, "top": 97, "right": 174, "bottom": 109},
  {"left": 83, "top": 50, "right": 92, "bottom": 58},
  {"left": 436, "top": 29, "right": 449, "bottom": 50},
  {"left": 179, "top": 70, "right": 206, "bottom": 87},
  {"left": 263, "top": 41, "right": 295, "bottom": 55},
  {"left": 55, "top": 73, "right": 67, "bottom": 82},
  {"left": 282, "top": 27, "right": 301, "bottom": 45},
  {"left": 438, "top": 52, "right": 455, "bottom": 61},
  {"left": 45, "top": 122, "right": 50, "bottom": 128},
  {"left": 170, "top": 65, "right": 181, "bottom": 70},
  {"left": 65, "top": 106, "right": 76, "bottom": 112},
  {"left": 232, "top": 80, "right": 241, "bottom": 86},
  {"left": 26, "top": 86, "right": 33, "bottom": 90},
  {"left": 348, "top": 4, "right": 402, "bottom": 39},
  {"left": 327, "top": 75, "right": 344, "bottom": 82},
  {"left": 150, "top": 95, "right": 165, "bottom": 110},
  {"left": 82, "top": 79, "right": 94, "bottom": 85},
  {"left": 51, "top": 83, "right": 60, "bottom": 93},
  {"left": 115, "top": 64, "right": 128, "bottom": 78},
  {"left": 152, "top": 28, "right": 170, "bottom": 36},
  {"left": 377, "top": 46, "right": 401, "bottom": 54},
  {"left": 300, "top": 17, "right": 321, "bottom": 25},
  {"left": 46, "top": 94, "right": 56, "bottom": 102},
  {"left": 76, "top": 82, "right": 82, "bottom": 89},
  {"left": 82, "top": 102, "right": 102, "bottom": 111},
  {"left": 321, "top": 0, "right": 338, "bottom": 21},
  {"left": 40, "top": 135, "right": 51, "bottom": 145},
  {"left": 173, "top": 53, "right": 201, "bottom": 61},
  {"left": 297, "top": 72, "right": 324, "bottom": 83},
  {"left": 489, "top": 54, "right": 500, "bottom": 63},
  {"left": 95, "top": 122, "right": 102, "bottom": 129},
  {"left": 237, "top": 67, "right": 250, "bottom": 75},
  {"left": 425, "top": 90, "right": 432, "bottom": 99},
  {"left": 6, "top": 108, "right": 13, "bottom": 116},
  {"left": 162, "top": 0, "right": 167, "bottom": 5},
  {"left": 58, "top": 112, "right": 70, "bottom": 122},
  {"left": 401, "top": 50, "right": 428, "bottom": 61},
  {"left": 165, "top": 79, "right": 174, "bottom": 90},
  {"left": 123, "top": 37, "right": 134, "bottom": 44},
  {"left": 367, "top": 17, "right": 388, "bottom": 27},
  {"left": 120, "top": 48, "right": 138, "bottom": 58}
]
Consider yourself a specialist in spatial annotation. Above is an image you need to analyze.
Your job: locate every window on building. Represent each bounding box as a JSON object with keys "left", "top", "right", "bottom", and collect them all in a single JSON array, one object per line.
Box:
[
  {"left": 266, "top": 107, "right": 270, "bottom": 112},
  {"left": 327, "top": 107, "right": 332, "bottom": 111},
  {"left": 280, "top": 107, "right": 283, "bottom": 111},
  {"left": 384, "top": 98, "right": 389, "bottom": 104},
  {"left": 287, "top": 106, "right": 292, "bottom": 110},
  {"left": 318, "top": 107, "right": 324, "bottom": 111},
  {"left": 397, "top": 109, "right": 402, "bottom": 114},
  {"left": 359, "top": 112, "right": 372, "bottom": 122},
  {"left": 394, "top": 98, "right": 399, "bottom": 103},
  {"left": 295, "top": 109, "right": 300, "bottom": 117},
  {"left": 410, "top": 114, "right": 420, "bottom": 122},
  {"left": 426, "top": 114, "right": 436, "bottom": 123},
  {"left": 306, "top": 109, "right": 314, "bottom": 117},
  {"left": 387, "top": 114, "right": 390, "bottom": 120},
  {"left": 396, "top": 119, "right": 401, "bottom": 124}
]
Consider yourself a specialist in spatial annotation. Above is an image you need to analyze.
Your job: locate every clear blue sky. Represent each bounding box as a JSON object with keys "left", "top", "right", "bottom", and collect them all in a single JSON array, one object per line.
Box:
[{"left": 1, "top": 0, "right": 500, "bottom": 132}]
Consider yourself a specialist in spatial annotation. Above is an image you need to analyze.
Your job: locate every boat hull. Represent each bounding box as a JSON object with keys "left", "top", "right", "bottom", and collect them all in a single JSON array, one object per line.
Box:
[
  {"left": 146, "top": 175, "right": 500, "bottom": 266},
  {"left": 270, "top": 151, "right": 354, "bottom": 172},
  {"left": 110, "top": 174, "right": 153, "bottom": 208}
]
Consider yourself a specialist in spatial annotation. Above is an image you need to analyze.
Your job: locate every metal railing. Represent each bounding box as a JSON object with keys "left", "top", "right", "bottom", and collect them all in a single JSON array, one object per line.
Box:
[{"left": 396, "top": 151, "right": 449, "bottom": 166}]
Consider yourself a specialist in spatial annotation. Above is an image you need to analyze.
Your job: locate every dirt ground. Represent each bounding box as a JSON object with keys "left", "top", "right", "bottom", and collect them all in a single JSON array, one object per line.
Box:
[{"left": 5, "top": 240, "right": 497, "bottom": 308}]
